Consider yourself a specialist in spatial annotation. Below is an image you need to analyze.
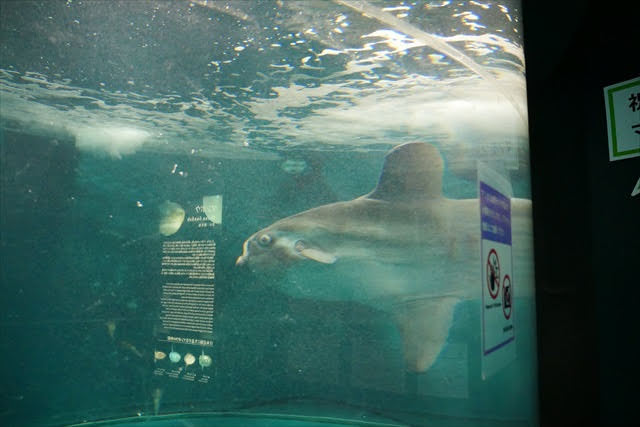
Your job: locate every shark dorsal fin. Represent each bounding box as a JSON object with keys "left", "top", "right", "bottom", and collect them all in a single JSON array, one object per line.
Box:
[{"left": 366, "top": 142, "right": 444, "bottom": 202}]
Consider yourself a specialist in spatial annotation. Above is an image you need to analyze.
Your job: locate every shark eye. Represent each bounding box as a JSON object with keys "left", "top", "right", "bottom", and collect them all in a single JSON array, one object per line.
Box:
[
  {"left": 294, "top": 240, "right": 307, "bottom": 252},
  {"left": 257, "top": 234, "right": 272, "bottom": 247}
]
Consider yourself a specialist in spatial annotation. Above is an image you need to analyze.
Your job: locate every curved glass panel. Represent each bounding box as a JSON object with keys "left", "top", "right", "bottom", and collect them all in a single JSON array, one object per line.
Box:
[{"left": 0, "top": 1, "right": 536, "bottom": 426}]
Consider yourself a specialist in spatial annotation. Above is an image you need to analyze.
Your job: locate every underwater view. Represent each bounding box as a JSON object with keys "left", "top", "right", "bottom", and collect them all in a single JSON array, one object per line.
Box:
[{"left": 1, "top": 1, "right": 537, "bottom": 426}]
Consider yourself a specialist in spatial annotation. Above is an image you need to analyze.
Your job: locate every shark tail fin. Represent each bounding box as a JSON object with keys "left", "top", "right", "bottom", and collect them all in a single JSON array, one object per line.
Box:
[{"left": 393, "top": 296, "right": 458, "bottom": 372}]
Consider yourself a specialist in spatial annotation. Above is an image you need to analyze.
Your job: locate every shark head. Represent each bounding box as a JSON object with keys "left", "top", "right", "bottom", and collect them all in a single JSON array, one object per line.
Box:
[{"left": 236, "top": 220, "right": 337, "bottom": 270}]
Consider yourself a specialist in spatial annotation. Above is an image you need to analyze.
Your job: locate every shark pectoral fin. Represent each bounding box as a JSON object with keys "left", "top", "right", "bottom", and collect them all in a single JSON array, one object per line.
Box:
[
  {"left": 393, "top": 296, "right": 459, "bottom": 373},
  {"left": 298, "top": 247, "right": 337, "bottom": 264}
]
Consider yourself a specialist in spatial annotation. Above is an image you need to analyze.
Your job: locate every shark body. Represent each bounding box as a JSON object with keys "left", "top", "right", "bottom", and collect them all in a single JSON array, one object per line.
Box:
[{"left": 236, "top": 142, "right": 534, "bottom": 372}]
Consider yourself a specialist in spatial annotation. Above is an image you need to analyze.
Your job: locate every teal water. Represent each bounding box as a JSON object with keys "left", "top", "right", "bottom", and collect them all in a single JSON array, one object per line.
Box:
[{"left": 1, "top": 1, "right": 536, "bottom": 426}]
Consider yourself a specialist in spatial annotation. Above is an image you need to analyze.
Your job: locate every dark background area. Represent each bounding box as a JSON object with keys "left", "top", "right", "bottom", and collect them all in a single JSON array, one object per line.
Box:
[{"left": 523, "top": 1, "right": 639, "bottom": 426}]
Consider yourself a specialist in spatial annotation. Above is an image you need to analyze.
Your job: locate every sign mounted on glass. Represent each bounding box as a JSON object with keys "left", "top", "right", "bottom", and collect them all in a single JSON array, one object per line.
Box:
[
  {"left": 153, "top": 195, "right": 222, "bottom": 384},
  {"left": 604, "top": 76, "right": 640, "bottom": 161},
  {"left": 478, "top": 164, "right": 516, "bottom": 380}
]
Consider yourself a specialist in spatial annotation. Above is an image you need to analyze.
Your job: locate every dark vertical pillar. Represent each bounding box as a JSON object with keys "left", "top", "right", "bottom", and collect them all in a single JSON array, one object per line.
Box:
[
  {"left": 524, "top": 0, "right": 639, "bottom": 425},
  {"left": 583, "top": 8, "right": 640, "bottom": 427}
]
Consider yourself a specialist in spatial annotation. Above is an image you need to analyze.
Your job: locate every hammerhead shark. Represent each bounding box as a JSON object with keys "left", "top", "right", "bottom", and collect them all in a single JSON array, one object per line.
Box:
[{"left": 236, "top": 142, "right": 534, "bottom": 372}]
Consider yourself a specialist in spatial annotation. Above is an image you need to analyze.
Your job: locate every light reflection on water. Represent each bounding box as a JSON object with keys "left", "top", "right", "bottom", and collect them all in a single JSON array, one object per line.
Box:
[{"left": 1, "top": 0, "right": 526, "bottom": 164}]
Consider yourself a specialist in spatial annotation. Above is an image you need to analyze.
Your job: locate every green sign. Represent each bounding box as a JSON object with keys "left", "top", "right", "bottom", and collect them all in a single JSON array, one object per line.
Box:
[{"left": 604, "top": 76, "right": 640, "bottom": 161}]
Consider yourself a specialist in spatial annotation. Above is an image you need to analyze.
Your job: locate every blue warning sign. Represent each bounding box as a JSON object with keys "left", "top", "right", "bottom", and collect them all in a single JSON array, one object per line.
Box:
[{"left": 478, "top": 164, "right": 516, "bottom": 380}]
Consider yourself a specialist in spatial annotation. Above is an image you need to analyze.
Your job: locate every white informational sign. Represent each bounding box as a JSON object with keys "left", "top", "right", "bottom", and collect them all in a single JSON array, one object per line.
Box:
[
  {"left": 478, "top": 164, "right": 515, "bottom": 380},
  {"left": 604, "top": 76, "right": 640, "bottom": 161}
]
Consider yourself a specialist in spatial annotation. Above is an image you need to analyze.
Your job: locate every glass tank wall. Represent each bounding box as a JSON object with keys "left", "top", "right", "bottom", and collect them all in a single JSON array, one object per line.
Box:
[{"left": 0, "top": 1, "right": 537, "bottom": 426}]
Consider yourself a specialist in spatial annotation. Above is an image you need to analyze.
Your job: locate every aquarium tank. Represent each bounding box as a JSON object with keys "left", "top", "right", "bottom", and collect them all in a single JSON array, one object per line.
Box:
[{"left": 0, "top": 1, "right": 537, "bottom": 426}]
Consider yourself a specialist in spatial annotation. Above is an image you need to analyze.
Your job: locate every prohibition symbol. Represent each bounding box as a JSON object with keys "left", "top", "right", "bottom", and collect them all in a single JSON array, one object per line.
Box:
[
  {"left": 502, "top": 275, "right": 512, "bottom": 319},
  {"left": 486, "top": 248, "right": 500, "bottom": 299}
]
